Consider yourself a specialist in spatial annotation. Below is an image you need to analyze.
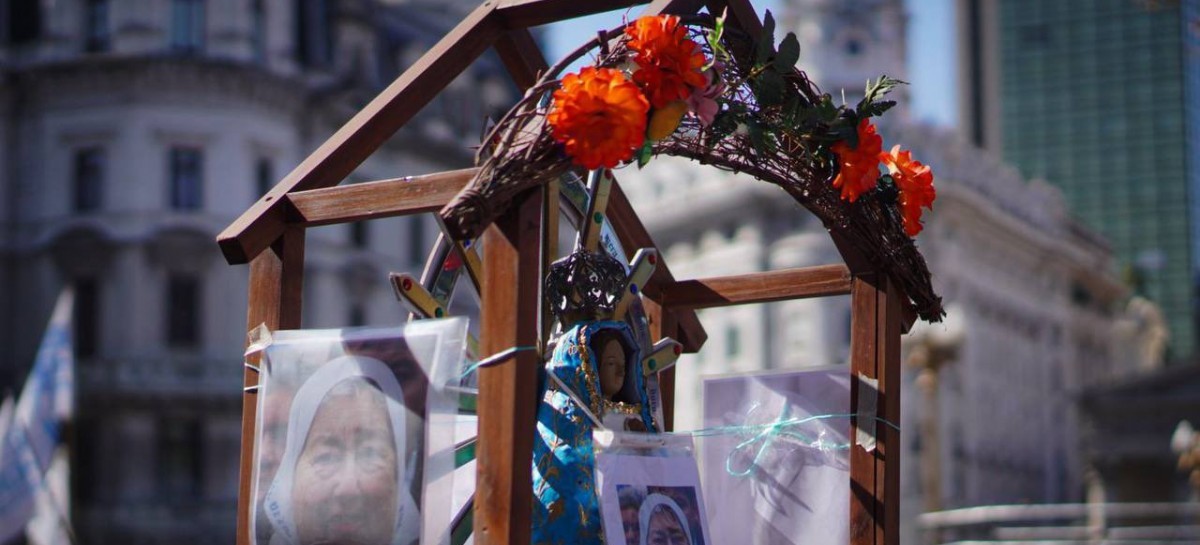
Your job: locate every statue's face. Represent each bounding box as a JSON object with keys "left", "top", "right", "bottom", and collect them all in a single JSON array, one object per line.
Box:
[
  {"left": 293, "top": 381, "right": 398, "bottom": 545},
  {"left": 598, "top": 338, "right": 626, "bottom": 399}
]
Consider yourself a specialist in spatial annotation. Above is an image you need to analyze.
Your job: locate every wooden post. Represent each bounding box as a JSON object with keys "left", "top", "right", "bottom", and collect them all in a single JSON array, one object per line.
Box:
[
  {"left": 848, "top": 272, "right": 902, "bottom": 545},
  {"left": 644, "top": 298, "right": 679, "bottom": 431},
  {"left": 237, "top": 227, "right": 305, "bottom": 545},
  {"left": 475, "top": 189, "right": 544, "bottom": 545}
]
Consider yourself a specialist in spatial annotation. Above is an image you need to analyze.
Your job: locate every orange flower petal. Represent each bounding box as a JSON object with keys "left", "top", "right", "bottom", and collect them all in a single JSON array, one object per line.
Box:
[
  {"left": 831, "top": 119, "right": 883, "bottom": 202},
  {"left": 548, "top": 67, "right": 650, "bottom": 169},
  {"left": 626, "top": 15, "right": 708, "bottom": 108},
  {"left": 880, "top": 144, "right": 936, "bottom": 236}
]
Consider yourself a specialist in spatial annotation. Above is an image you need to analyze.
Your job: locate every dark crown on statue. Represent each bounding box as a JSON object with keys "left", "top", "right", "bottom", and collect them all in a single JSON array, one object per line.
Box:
[{"left": 545, "top": 249, "right": 627, "bottom": 325}]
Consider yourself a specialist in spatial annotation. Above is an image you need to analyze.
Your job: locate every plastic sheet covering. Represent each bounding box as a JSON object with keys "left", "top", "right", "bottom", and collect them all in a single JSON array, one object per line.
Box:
[
  {"left": 700, "top": 368, "right": 851, "bottom": 545},
  {"left": 422, "top": 319, "right": 481, "bottom": 545},
  {"left": 250, "top": 318, "right": 468, "bottom": 545},
  {"left": 594, "top": 430, "right": 712, "bottom": 545}
]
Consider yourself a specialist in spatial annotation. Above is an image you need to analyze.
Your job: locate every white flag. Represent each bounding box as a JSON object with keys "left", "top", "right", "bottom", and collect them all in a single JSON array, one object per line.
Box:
[{"left": 26, "top": 448, "right": 71, "bottom": 545}]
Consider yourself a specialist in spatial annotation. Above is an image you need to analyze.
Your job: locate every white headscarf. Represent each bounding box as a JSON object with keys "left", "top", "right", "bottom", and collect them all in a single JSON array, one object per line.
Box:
[
  {"left": 638, "top": 493, "right": 694, "bottom": 545},
  {"left": 265, "top": 355, "right": 421, "bottom": 545}
]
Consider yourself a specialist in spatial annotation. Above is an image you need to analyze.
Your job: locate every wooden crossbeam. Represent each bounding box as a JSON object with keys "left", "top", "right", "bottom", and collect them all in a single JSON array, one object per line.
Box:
[
  {"left": 217, "top": 3, "right": 503, "bottom": 264},
  {"left": 709, "top": 0, "right": 762, "bottom": 36},
  {"left": 494, "top": 28, "right": 547, "bottom": 89},
  {"left": 285, "top": 169, "right": 475, "bottom": 226},
  {"left": 495, "top": 0, "right": 647, "bottom": 28},
  {"left": 661, "top": 265, "right": 852, "bottom": 309}
]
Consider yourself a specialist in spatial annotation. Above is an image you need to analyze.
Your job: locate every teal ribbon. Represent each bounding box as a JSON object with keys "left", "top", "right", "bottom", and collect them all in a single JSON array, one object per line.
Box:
[
  {"left": 458, "top": 345, "right": 538, "bottom": 379},
  {"left": 688, "top": 403, "right": 900, "bottom": 478}
]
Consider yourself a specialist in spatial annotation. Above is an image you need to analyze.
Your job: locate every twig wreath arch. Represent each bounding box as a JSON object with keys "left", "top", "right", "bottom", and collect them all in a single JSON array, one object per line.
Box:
[{"left": 441, "top": 12, "right": 944, "bottom": 322}]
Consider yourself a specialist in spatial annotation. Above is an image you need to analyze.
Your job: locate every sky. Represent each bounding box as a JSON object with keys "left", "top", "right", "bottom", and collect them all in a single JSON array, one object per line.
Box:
[{"left": 542, "top": 0, "right": 957, "bottom": 128}]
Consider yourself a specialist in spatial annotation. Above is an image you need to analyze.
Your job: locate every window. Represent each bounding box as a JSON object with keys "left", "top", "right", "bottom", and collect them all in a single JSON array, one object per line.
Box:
[
  {"left": 295, "top": 0, "right": 333, "bottom": 66},
  {"left": 9, "top": 1, "right": 41, "bottom": 45},
  {"left": 170, "top": 0, "right": 205, "bottom": 53},
  {"left": 255, "top": 157, "right": 273, "bottom": 198},
  {"left": 169, "top": 147, "right": 203, "bottom": 210},
  {"left": 74, "top": 278, "right": 99, "bottom": 359},
  {"left": 251, "top": 0, "right": 267, "bottom": 63},
  {"left": 157, "top": 418, "right": 203, "bottom": 499},
  {"left": 844, "top": 38, "right": 862, "bottom": 56},
  {"left": 73, "top": 147, "right": 104, "bottom": 212},
  {"left": 166, "top": 275, "right": 201, "bottom": 348},
  {"left": 350, "top": 222, "right": 369, "bottom": 249},
  {"left": 83, "top": 0, "right": 110, "bottom": 52}
]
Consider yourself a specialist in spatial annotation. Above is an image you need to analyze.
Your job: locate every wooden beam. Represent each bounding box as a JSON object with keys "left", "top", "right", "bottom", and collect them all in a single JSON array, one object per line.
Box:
[
  {"left": 493, "top": 27, "right": 547, "bottom": 90},
  {"left": 237, "top": 227, "right": 304, "bottom": 545},
  {"left": 662, "top": 264, "right": 851, "bottom": 309},
  {"left": 877, "top": 276, "right": 902, "bottom": 545},
  {"left": 849, "top": 272, "right": 902, "bottom": 545},
  {"left": 606, "top": 180, "right": 707, "bottom": 352},
  {"left": 496, "top": 0, "right": 704, "bottom": 29},
  {"left": 642, "top": 0, "right": 710, "bottom": 16},
  {"left": 496, "top": 0, "right": 647, "bottom": 29},
  {"left": 711, "top": 0, "right": 763, "bottom": 36},
  {"left": 217, "top": 3, "right": 503, "bottom": 264},
  {"left": 285, "top": 168, "right": 475, "bottom": 226},
  {"left": 474, "top": 190, "right": 543, "bottom": 545},
  {"left": 644, "top": 298, "right": 679, "bottom": 432}
]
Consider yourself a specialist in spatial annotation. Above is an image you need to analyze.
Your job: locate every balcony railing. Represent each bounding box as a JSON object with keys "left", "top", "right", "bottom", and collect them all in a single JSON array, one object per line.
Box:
[
  {"left": 77, "top": 500, "right": 237, "bottom": 543},
  {"left": 918, "top": 502, "right": 1200, "bottom": 544},
  {"left": 78, "top": 355, "right": 242, "bottom": 398}
]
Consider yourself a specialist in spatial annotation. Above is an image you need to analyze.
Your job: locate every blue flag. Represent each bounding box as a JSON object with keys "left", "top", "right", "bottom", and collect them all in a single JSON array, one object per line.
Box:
[{"left": 0, "top": 289, "right": 75, "bottom": 542}]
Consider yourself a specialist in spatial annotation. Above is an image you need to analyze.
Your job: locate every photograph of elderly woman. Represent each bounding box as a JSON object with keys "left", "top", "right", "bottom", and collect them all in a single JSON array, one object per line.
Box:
[
  {"left": 616, "top": 485, "right": 706, "bottom": 545},
  {"left": 250, "top": 325, "right": 448, "bottom": 545}
]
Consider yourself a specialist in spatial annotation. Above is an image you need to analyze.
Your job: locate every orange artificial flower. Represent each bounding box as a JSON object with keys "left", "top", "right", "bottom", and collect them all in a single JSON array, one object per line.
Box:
[
  {"left": 625, "top": 15, "right": 708, "bottom": 108},
  {"left": 830, "top": 119, "right": 883, "bottom": 202},
  {"left": 880, "top": 144, "right": 935, "bottom": 237},
  {"left": 548, "top": 66, "right": 650, "bottom": 169}
]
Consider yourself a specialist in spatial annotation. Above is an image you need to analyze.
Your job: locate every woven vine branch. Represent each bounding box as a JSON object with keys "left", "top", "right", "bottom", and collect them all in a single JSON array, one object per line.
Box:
[{"left": 438, "top": 13, "right": 944, "bottom": 322}]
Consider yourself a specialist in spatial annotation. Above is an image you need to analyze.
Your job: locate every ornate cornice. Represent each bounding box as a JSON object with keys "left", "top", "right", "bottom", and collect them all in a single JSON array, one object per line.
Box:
[{"left": 12, "top": 57, "right": 308, "bottom": 117}]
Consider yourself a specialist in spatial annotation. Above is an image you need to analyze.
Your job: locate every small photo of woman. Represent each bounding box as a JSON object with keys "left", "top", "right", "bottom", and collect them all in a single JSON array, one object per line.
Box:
[{"left": 616, "top": 484, "right": 706, "bottom": 545}]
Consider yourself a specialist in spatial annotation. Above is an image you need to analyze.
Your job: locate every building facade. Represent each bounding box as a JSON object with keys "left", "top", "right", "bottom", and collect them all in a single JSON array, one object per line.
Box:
[
  {"left": 0, "top": 0, "right": 513, "bottom": 542},
  {"left": 959, "top": 0, "right": 1200, "bottom": 360}
]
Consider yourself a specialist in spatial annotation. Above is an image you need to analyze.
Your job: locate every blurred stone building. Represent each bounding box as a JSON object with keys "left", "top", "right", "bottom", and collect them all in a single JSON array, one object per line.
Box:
[
  {"left": 620, "top": 0, "right": 1160, "bottom": 542},
  {"left": 0, "top": 0, "right": 512, "bottom": 542}
]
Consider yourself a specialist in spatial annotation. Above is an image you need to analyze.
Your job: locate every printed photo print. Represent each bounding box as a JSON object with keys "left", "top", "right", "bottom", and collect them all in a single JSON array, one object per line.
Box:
[
  {"left": 615, "top": 484, "right": 707, "bottom": 545},
  {"left": 250, "top": 320, "right": 467, "bottom": 545}
]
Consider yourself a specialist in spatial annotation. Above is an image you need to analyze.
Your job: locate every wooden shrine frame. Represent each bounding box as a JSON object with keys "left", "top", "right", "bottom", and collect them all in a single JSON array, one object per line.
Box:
[{"left": 219, "top": 1, "right": 911, "bottom": 544}]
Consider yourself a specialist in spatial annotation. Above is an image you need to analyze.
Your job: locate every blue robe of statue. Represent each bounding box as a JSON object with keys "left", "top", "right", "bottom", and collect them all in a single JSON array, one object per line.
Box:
[{"left": 531, "top": 320, "right": 657, "bottom": 545}]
